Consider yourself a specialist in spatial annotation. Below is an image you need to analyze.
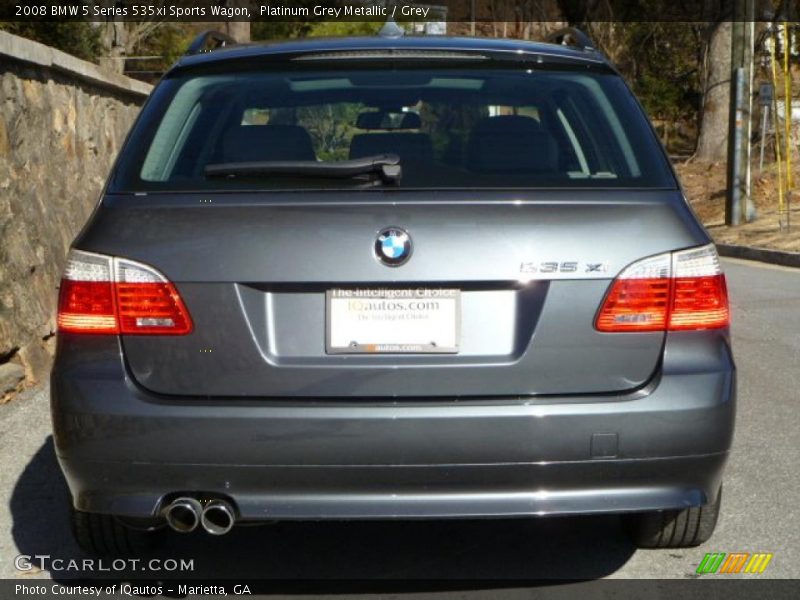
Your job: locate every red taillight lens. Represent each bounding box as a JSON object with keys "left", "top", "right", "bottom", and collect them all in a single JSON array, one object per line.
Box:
[
  {"left": 116, "top": 282, "right": 192, "bottom": 335},
  {"left": 57, "top": 279, "right": 119, "bottom": 334},
  {"left": 596, "top": 245, "right": 730, "bottom": 333},
  {"left": 57, "top": 250, "right": 193, "bottom": 336},
  {"left": 595, "top": 278, "right": 670, "bottom": 332},
  {"left": 669, "top": 274, "right": 729, "bottom": 330}
]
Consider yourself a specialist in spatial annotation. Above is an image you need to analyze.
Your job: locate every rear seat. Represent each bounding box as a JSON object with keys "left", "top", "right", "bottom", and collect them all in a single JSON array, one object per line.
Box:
[{"left": 466, "top": 115, "right": 559, "bottom": 173}]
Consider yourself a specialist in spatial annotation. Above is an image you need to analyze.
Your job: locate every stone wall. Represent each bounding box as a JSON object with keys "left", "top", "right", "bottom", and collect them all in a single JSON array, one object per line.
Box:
[{"left": 0, "top": 31, "right": 151, "bottom": 392}]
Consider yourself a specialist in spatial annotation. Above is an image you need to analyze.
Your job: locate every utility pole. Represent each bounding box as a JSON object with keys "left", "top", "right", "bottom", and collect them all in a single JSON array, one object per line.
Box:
[
  {"left": 726, "top": 0, "right": 758, "bottom": 225},
  {"left": 470, "top": 0, "right": 476, "bottom": 36}
]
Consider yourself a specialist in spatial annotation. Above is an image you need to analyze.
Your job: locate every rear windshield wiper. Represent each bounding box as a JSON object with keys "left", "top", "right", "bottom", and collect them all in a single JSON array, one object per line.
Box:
[{"left": 204, "top": 154, "right": 402, "bottom": 185}]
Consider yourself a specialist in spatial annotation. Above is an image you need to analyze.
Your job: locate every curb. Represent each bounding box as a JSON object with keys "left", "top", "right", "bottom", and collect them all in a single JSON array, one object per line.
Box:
[{"left": 716, "top": 243, "right": 800, "bottom": 269}]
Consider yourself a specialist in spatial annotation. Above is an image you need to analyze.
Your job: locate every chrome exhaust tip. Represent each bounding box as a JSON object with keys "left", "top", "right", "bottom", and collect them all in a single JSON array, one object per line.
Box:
[
  {"left": 163, "top": 497, "right": 202, "bottom": 533},
  {"left": 200, "top": 499, "right": 235, "bottom": 536}
]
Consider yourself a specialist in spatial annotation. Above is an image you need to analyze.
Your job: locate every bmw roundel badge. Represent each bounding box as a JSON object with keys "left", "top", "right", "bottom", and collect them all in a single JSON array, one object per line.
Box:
[{"left": 375, "top": 227, "right": 412, "bottom": 266}]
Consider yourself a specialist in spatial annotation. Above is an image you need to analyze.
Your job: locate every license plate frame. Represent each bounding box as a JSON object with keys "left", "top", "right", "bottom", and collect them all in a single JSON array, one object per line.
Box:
[{"left": 326, "top": 288, "right": 461, "bottom": 354}]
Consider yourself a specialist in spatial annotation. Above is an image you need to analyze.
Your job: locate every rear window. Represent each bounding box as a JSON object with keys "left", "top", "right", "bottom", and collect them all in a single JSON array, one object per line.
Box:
[{"left": 112, "top": 67, "right": 676, "bottom": 192}]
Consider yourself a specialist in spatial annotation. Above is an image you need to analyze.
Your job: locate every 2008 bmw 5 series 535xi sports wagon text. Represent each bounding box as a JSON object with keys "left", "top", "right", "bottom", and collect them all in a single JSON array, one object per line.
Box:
[{"left": 51, "top": 29, "right": 735, "bottom": 556}]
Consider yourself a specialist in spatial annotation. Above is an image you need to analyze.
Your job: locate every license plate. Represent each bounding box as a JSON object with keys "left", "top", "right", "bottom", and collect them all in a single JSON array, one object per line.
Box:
[{"left": 326, "top": 288, "right": 460, "bottom": 354}]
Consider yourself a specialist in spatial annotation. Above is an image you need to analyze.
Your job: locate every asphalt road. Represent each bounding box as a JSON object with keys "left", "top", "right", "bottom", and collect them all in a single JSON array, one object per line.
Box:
[{"left": 0, "top": 257, "right": 798, "bottom": 590}]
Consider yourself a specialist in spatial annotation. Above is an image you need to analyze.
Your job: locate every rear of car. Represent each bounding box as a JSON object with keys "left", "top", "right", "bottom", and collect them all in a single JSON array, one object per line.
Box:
[{"left": 51, "top": 36, "right": 734, "bottom": 555}]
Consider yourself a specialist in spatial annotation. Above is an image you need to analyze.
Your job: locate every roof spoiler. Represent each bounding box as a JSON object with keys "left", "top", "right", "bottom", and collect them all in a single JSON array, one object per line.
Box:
[
  {"left": 545, "top": 28, "right": 597, "bottom": 52},
  {"left": 186, "top": 30, "right": 238, "bottom": 55}
]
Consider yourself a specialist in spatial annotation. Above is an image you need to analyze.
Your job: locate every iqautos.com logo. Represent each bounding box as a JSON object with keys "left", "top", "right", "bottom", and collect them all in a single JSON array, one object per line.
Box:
[{"left": 696, "top": 552, "right": 773, "bottom": 574}]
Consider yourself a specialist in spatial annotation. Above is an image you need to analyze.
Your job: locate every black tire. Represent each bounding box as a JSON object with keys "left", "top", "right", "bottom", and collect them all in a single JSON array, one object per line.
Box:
[
  {"left": 624, "top": 487, "right": 722, "bottom": 548},
  {"left": 70, "top": 506, "right": 165, "bottom": 557}
]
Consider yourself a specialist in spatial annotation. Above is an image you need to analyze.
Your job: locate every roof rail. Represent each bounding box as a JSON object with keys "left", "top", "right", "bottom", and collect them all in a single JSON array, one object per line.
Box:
[
  {"left": 186, "top": 30, "right": 237, "bottom": 55},
  {"left": 545, "top": 28, "right": 596, "bottom": 52}
]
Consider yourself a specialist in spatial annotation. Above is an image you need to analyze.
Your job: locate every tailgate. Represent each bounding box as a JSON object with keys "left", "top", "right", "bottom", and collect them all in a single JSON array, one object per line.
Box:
[{"left": 79, "top": 190, "right": 707, "bottom": 398}]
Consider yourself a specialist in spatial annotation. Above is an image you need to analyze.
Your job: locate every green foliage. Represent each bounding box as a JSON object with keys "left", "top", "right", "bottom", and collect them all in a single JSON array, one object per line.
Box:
[
  {"left": 0, "top": 21, "right": 101, "bottom": 61},
  {"left": 251, "top": 21, "right": 312, "bottom": 41},
  {"left": 132, "top": 24, "right": 195, "bottom": 78},
  {"left": 298, "top": 103, "right": 366, "bottom": 160},
  {"left": 618, "top": 23, "right": 702, "bottom": 122},
  {"left": 304, "top": 21, "right": 381, "bottom": 38},
  {"left": 419, "top": 101, "right": 485, "bottom": 165},
  {"left": 151, "top": 26, "right": 193, "bottom": 68},
  {"left": 252, "top": 20, "right": 380, "bottom": 42}
]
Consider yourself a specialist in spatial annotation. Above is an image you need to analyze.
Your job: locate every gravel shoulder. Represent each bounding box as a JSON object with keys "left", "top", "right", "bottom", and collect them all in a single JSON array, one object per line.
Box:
[{"left": 677, "top": 161, "right": 800, "bottom": 253}]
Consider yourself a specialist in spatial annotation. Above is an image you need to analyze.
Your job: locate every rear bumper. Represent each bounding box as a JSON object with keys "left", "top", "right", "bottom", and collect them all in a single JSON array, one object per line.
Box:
[
  {"left": 51, "top": 333, "right": 735, "bottom": 520},
  {"left": 58, "top": 455, "right": 728, "bottom": 520}
]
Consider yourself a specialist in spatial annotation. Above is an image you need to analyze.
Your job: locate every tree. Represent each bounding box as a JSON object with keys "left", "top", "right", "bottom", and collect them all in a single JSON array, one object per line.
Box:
[
  {"left": 606, "top": 22, "right": 704, "bottom": 151},
  {"left": 251, "top": 0, "right": 318, "bottom": 41},
  {"left": 0, "top": 21, "right": 102, "bottom": 61},
  {"left": 695, "top": 21, "right": 732, "bottom": 161},
  {"left": 95, "top": 19, "right": 165, "bottom": 73},
  {"left": 251, "top": 21, "right": 312, "bottom": 41},
  {"left": 222, "top": 0, "right": 251, "bottom": 43},
  {"left": 128, "top": 23, "right": 197, "bottom": 81},
  {"left": 88, "top": 1, "right": 168, "bottom": 73},
  {"left": 251, "top": 20, "right": 379, "bottom": 42},
  {"left": 304, "top": 21, "right": 381, "bottom": 37}
]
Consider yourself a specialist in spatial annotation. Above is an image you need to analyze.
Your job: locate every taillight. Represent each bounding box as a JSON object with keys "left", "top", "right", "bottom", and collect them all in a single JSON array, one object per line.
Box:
[
  {"left": 668, "top": 245, "right": 729, "bottom": 330},
  {"left": 57, "top": 252, "right": 118, "bottom": 334},
  {"left": 595, "top": 253, "right": 671, "bottom": 332},
  {"left": 596, "top": 244, "right": 729, "bottom": 333},
  {"left": 57, "top": 250, "right": 193, "bottom": 335}
]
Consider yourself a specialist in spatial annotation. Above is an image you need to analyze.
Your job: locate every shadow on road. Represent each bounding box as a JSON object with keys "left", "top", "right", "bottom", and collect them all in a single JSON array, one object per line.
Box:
[
  {"left": 9, "top": 437, "right": 76, "bottom": 563},
  {"left": 10, "top": 438, "right": 637, "bottom": 587}
]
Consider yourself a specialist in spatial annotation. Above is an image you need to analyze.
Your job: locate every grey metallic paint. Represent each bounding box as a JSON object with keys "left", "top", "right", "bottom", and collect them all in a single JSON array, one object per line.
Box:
[
  {"left": 76, "top": 191, "right": 708, "bottom": 398},
  {"left": 52, "top": 330, "right": 733, "bottom": 519},
  {"left": 51, "top": 35, "right": 735, "bottom": 522}
]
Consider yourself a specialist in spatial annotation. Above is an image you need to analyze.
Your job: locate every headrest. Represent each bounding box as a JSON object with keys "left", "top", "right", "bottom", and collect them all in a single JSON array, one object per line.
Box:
[
  {"left": 349, "top": 133, "right": 434, "bottom": 163},
  {"left": 356, "top": 111, "right": 422, "bottom": 130},
  {"left": 472, "top": 114, "right": 548, "bottom": 135},
  {"left": 466, "top": 115, "right": 558, "bottom": 173},
  {"left": 222, "top": 124, "right": 315, "bottom": 162}
]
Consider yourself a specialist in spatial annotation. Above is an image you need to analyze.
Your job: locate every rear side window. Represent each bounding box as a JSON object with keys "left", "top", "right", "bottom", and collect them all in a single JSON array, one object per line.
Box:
[{"left": 113, "top": 67, "right": 675, "bottom": 191}]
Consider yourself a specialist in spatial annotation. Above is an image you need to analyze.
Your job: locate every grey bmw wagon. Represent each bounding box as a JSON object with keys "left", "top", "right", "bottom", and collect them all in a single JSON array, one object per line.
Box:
[{"left": 52, "top": 30, "right": 734, "bottom": 556}]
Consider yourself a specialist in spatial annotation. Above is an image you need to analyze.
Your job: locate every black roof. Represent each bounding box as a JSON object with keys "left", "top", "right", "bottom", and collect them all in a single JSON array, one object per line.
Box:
[{"left": 172, "top": 35, "right": 610, "bottom": 74}]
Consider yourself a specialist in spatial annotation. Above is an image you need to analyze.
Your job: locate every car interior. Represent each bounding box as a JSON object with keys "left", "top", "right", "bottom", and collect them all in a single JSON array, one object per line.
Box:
[{"left": 136, "top": 70, "right": 661, "bottom": 189}]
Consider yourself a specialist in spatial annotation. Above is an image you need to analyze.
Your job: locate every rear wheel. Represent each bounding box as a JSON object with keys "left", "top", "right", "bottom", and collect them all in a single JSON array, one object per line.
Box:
[
  {"left": 624, "top": 487, "right": 722, "bottom": 548},
  {"left": 70, "top": 506, "right": 165, "bottom": 556}
]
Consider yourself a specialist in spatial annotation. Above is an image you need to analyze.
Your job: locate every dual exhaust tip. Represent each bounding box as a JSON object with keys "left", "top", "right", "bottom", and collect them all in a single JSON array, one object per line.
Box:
[{"left": 163, "top": 497, "right": 235, "bottom": 535}]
